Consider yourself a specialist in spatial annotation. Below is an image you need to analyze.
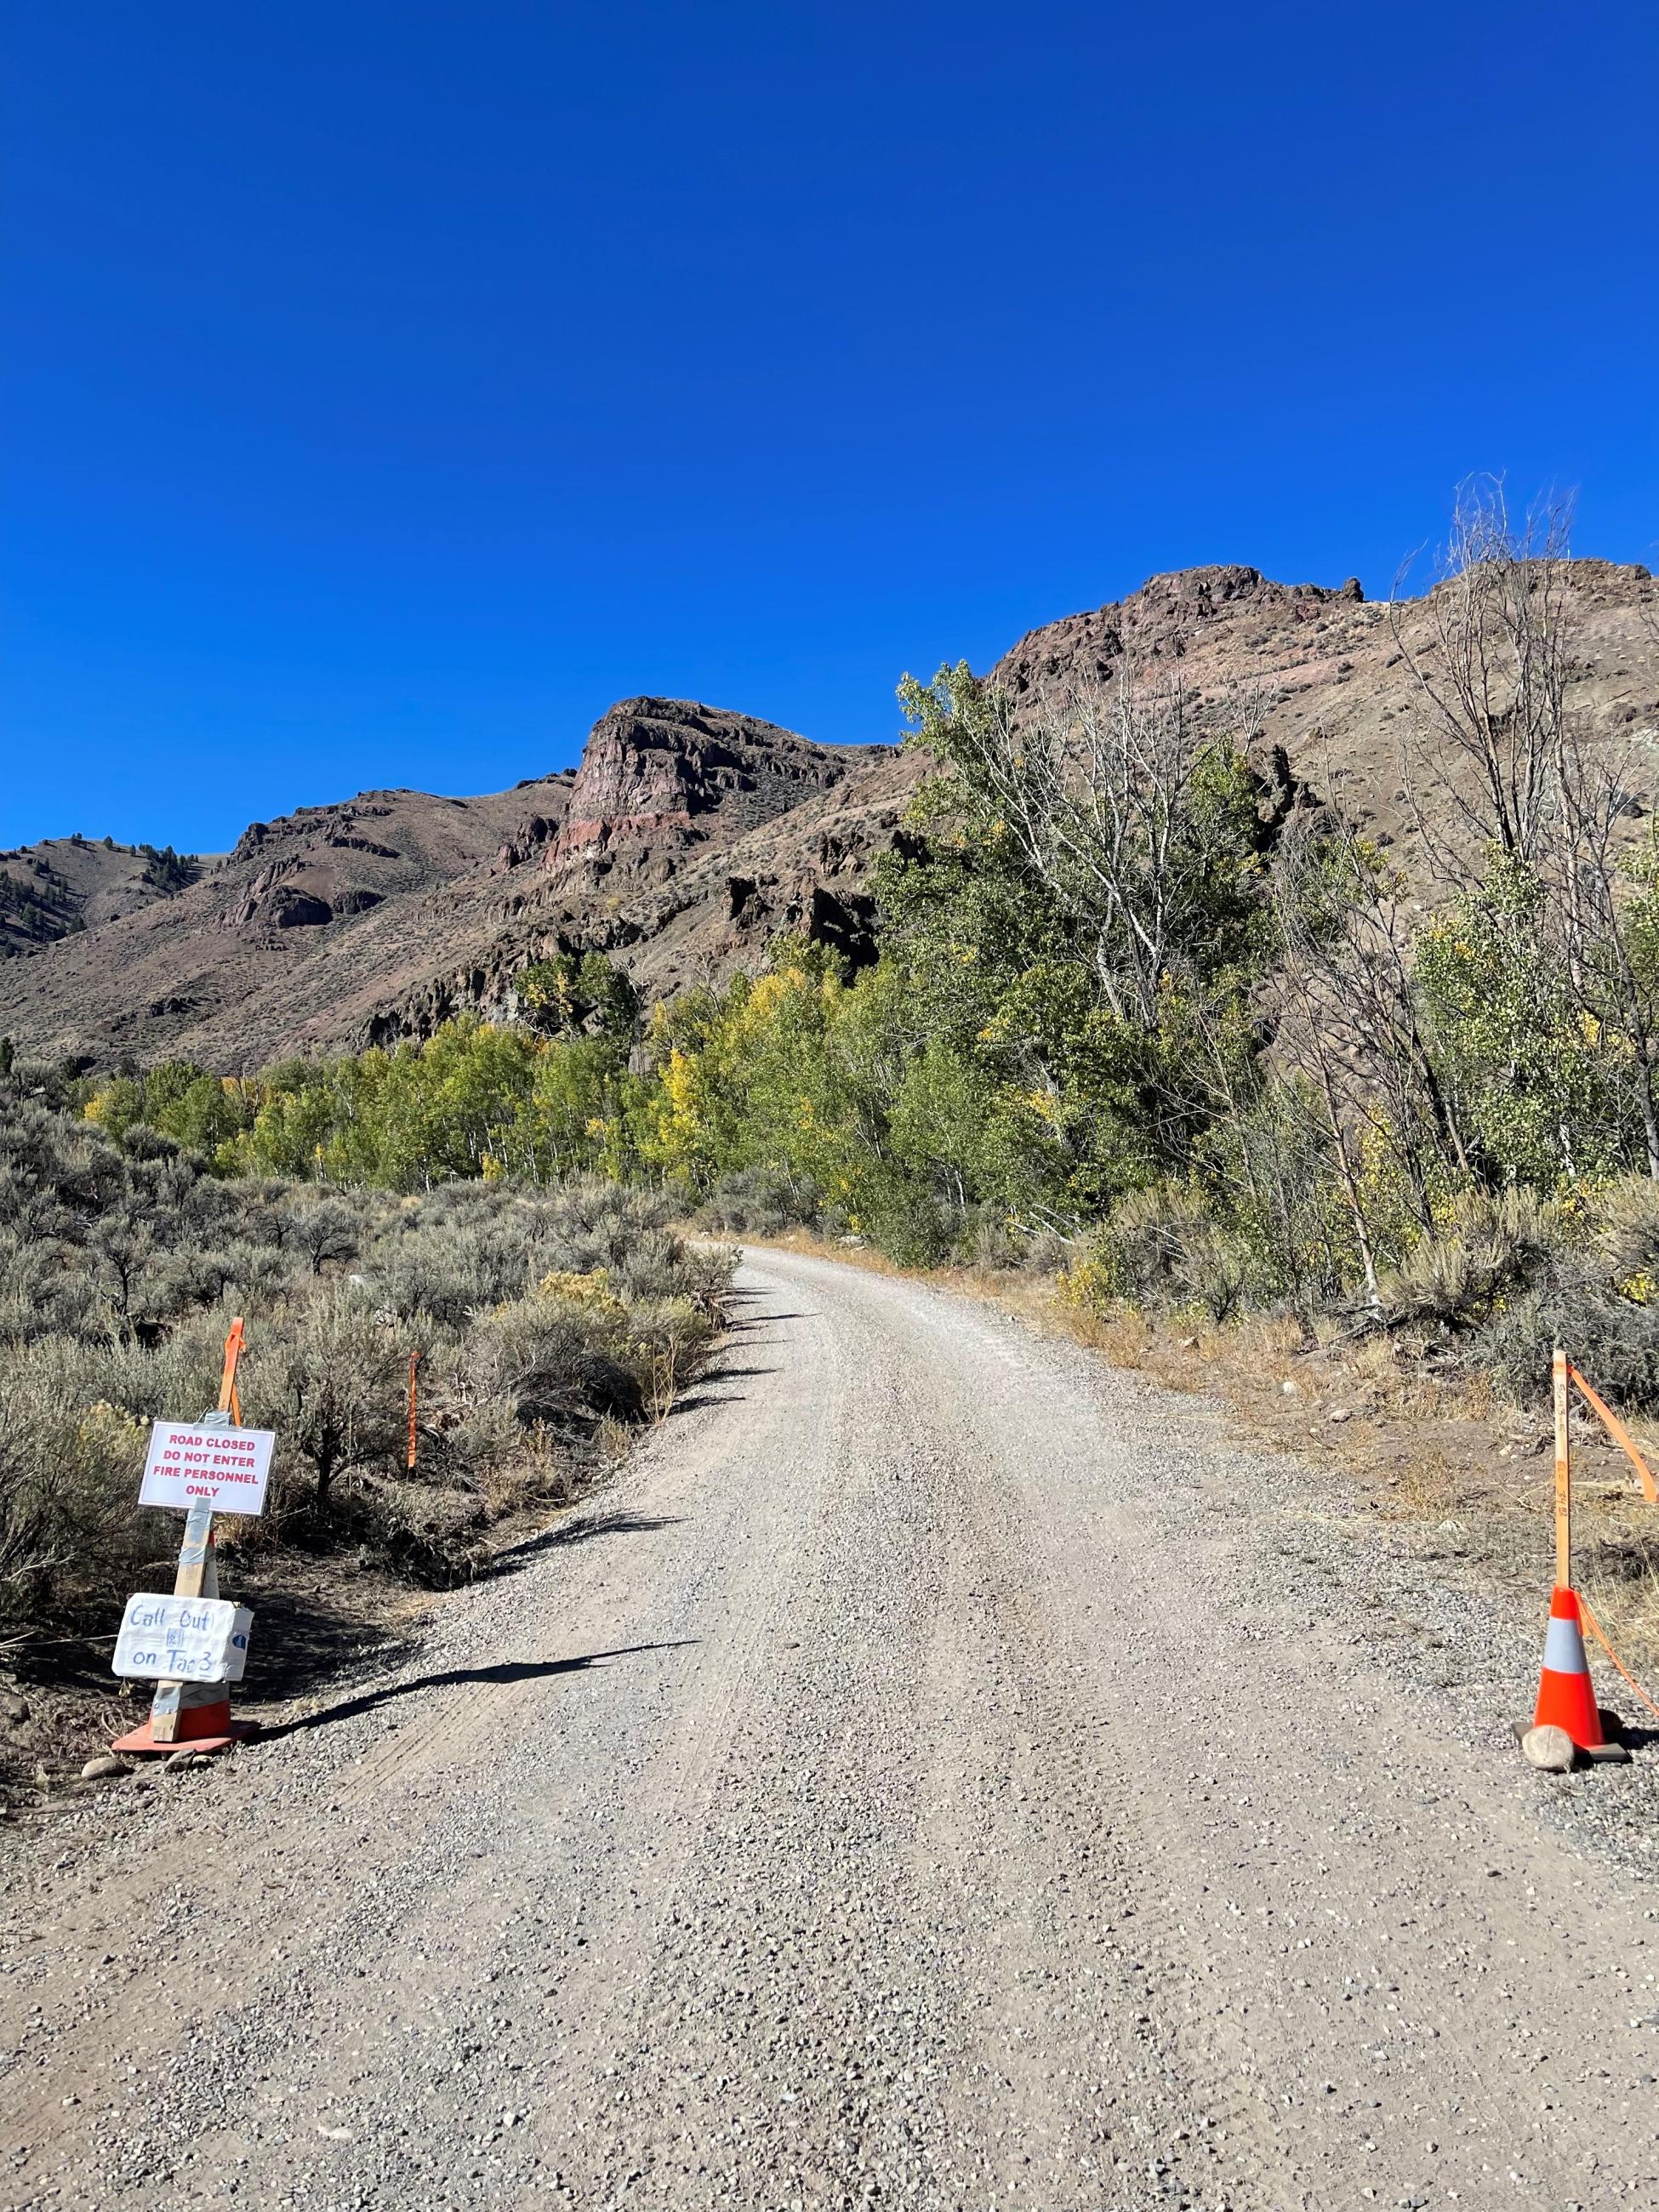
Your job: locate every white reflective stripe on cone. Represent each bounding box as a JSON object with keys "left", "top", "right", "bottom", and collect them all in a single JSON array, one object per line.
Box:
[{"left": 1542, "top": 1616, "right": 1590, "bottom": 1673}]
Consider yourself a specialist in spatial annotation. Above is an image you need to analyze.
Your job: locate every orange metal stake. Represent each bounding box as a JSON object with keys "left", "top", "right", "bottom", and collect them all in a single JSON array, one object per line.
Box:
[
  {"left": 219, "top": 1314, "right": 246, "bottom": 1422},
  {"left": 408, "top": 1348, "right": 420, "bottom": 1471},
  {"left": 1552, "top": 1345, "right": 1571, "bottom": 1592}
]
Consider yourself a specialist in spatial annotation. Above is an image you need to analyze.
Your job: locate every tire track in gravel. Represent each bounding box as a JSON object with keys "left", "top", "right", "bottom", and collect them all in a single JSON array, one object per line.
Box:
[{"left": 7, "top": 1249, "right": 1659, "bottom": 2210}]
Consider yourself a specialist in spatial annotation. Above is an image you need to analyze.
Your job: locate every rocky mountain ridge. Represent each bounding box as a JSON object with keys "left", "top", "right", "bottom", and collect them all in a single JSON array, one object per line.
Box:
[
  {"left": 4, "top": 557, "right": 1656, "bottom": 1074},
  {"left": 0, "top": 700, "right": 916, "bottom": 1071},
  {"left": 990, "top": 558, "right": 1659, "bottom": 865}
]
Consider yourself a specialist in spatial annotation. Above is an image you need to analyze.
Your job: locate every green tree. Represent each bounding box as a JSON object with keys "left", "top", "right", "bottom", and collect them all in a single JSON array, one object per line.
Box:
[
  {"left": 519, "top": 951, "right": 639, "bottom": 1042},
  {"left": 1415, "top": 850, "right": 1617, "bottom": 1189}
]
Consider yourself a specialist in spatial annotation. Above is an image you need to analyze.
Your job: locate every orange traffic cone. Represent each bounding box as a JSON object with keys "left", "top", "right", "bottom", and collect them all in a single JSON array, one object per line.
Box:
[
  {"left": 1532, "top": 1586, "right": 1605, "bottom": 1750},
  {"left": 111, "top": 1685, "right": 254, "bottom": 1757}
]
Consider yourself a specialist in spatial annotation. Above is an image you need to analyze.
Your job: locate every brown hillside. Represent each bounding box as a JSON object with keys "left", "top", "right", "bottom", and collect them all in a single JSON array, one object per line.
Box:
[
  {"left": 0, "top": 702, "right": 917, "bottom": 1072},
  {"left": 989, "top": 560, "right": 1659, "bottom": 871},
  {"left": 4, "top": 561, "right": 1656, "bottom": 1076},
  {"left": 0, "top": 836, "right": 203, "bottom": 959}
]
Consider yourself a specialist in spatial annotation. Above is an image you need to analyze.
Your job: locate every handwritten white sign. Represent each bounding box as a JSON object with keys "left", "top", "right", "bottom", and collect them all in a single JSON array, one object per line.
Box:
[
  {"left": 139, "top": 1422, "right": 275, "bottom": 1516},
  {"left": 112, "top": 1594, "right": 254, "bottom": 1683}
]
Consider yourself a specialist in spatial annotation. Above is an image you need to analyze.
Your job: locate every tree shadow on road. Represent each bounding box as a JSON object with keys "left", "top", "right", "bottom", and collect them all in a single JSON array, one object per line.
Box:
[
  {"left": 658, "top": 1359, "right": 782, "bottom": 1417},
  {"left": 254, "top": 1639, "right": 698, "bottom": 1741},
  {"left": 722, "top": 1285, "right": 818, "bottom": 1327}
]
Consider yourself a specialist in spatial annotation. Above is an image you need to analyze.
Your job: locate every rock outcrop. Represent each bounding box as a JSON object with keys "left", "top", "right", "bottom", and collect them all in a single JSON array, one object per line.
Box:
[
  {"left": 0, "top": 701, "right": 915, "bottom": 1071},
  {"left": 551, "top": 698, "right": 853, "bottom": 862},
  {"left": 5, "top": 556, "right": 1656, "bottom": 1075},
  {"left": 989, "top": 558, "right": 1659, "bottom": 867}
]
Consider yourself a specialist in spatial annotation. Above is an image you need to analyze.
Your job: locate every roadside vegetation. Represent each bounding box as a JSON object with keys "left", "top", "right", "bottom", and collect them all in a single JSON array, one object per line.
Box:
[{"left": 0, "top": 1073, "right": 729, "bottom": 1671}]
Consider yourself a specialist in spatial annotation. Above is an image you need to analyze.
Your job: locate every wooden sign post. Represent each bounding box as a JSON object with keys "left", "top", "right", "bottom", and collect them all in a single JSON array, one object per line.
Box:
[
  {"left": 112, "top": 1317, "right": 266, "bottom": 1758},
  {"left": 408, "top": 1348, "right": 420, "bottom": 1472},
  {"left": 147, "top": 1499, "right": 219, "bottom": 1744}
]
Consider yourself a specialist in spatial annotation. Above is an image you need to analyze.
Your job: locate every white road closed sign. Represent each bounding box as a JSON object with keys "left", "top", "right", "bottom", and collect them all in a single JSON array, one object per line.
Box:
[
  {"left": 139, "top": 1422, "right": 276, "bottom": 1515},
  {"left": 112, "top": 1593, "right": 254, "bottom": 1683}
]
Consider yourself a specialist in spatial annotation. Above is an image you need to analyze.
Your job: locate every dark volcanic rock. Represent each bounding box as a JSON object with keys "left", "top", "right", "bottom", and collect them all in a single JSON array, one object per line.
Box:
[
  {"left": 549, "top": 699, "right": 858, "bottom": 869},
  {"left": 270, "top": 889, "right": 334, "bottom": 928}
]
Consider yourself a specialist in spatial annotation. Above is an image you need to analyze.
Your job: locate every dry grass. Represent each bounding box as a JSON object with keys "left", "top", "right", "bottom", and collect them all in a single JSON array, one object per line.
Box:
[{"left": 596, "top": 1414, "right": 634, "bottom": 1469}]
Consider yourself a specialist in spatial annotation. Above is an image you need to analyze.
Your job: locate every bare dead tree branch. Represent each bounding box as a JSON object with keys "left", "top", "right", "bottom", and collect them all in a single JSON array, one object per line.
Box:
[{"left": 1391, "top": 475, "right": 1578, "bottom": 886}]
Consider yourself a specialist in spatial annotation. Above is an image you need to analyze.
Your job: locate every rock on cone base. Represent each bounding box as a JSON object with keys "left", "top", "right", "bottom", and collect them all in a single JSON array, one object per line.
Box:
[
  {"left": 1520, "top": 1723, "right": 1576, "bottom": 1772},
  {"left": 1532, "top": 1586, "right": 1605, "bottom": 1750}
]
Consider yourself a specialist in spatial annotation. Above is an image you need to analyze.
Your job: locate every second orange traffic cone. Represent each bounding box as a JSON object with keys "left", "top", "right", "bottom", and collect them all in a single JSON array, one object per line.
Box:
[{"left": 1532, "top": 1586, "right": 1604, "bottom": 1750}]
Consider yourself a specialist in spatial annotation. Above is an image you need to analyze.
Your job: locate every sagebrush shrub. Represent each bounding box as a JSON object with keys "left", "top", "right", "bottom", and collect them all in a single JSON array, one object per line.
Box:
[
  {"left": 1596, "top": 1177, "right": 1659, "bottom": 1291},
  {"left": 1094, "top": 1183, "right": 1250, "bottom": 1322},
  {"left": 1376, "top": 1187, "right": 1563, "bottom": 1330},
  {"left": 1475, "top": 1285, "right": 1659, "bottom": 1409},
  {"left": 0, "top": 1095, "right": 733, "bottom": 1647}
]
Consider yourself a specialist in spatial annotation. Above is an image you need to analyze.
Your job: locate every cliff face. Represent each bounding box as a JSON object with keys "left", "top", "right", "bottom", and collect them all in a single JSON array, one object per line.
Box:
[
  {"left": 552, "top": 698, "right": 854, "bottom": 860},
  {"left": 0, "top": 701, "right": 915, "bottom": 1072},
  {"left": 438, "top": 701, "right": 917, "bottom": 1045}
]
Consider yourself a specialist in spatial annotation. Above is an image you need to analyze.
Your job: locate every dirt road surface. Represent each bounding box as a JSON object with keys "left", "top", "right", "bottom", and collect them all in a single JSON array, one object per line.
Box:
[{"left": 6, "top": 1247, "right": 1659, "bottom": 2211}]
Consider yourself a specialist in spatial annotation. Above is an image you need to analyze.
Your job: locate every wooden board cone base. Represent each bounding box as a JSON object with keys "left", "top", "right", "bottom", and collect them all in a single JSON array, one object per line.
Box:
[
  {"left": 111, "top": 1699, "right": 256, "bottom": 1757},
  {"left": 1509, "top": 1714, "right": 1632, "bottom": 1767}
]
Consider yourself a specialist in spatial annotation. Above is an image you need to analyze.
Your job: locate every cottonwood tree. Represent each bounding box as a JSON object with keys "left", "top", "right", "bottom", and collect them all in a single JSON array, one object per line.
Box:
[
  {"left": 1393, "top": 479, "right": 1659, "bottom": 1185},
  {"left": 896, "top": 661, "right": 1268, "bottom": 1033},
  {"left": 887, "top": 658, "right": 1294, "bottom": 1230},
  {"left": 1557, "top": 772, "right": 1659, "bottom": 1181}
]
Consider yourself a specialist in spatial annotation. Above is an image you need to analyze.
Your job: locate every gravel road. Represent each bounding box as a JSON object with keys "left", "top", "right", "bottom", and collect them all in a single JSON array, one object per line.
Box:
[{"left": 6, "top": 1246, "right": 1659, "bottom": 2212}]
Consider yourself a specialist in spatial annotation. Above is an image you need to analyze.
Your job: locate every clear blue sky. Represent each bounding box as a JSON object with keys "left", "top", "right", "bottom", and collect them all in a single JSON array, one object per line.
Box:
[{"left": 4, "top": 3, "right": 1656, "bottom": 852}]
